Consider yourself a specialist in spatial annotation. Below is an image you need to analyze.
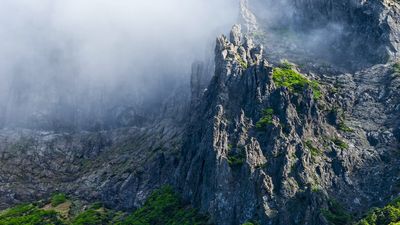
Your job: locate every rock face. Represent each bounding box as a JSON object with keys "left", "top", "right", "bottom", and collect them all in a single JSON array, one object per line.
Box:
[
  {"left": 174, "top": 23, "right": 400, "bottom": 224},
  {"left": 0, "top": 123, "right": 183, "bottom": 211},
  {"left": 0, "top": 1, "right": 400, "bottom": 225}
]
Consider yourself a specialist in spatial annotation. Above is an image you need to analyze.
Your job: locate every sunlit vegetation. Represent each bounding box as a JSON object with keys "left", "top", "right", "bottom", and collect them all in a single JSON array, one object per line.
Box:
[
  {"left": 256, "top": 108, "right": 275, "bottom": 129},
  {"left": 272, "top": 63, "right": 322, "bottom": 100},
  {"left": 305, "top": 140, "right": 321, "bottom": 157},
  {"left": 332, "top": 138, "right": 349, "bottom": 150},
  {"left": 338, "top": 122, "right": 354, "bottom": 133},
  {"left": 237, "top": 56, "right": 248, "bottom": 69},
  {"left": 356, "top": 197, "right": 400, "bottom": 225},
  {"left": 51, "top": 193, "right": 67, "bottom": 207}
]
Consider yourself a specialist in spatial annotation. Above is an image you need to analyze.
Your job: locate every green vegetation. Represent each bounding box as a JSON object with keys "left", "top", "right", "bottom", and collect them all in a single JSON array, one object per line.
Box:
[
  {"left": 338, "top": 122, "right": 354, "bottom": 133},
  {"left": 51, "top": 193, "right": 67, "bottom": 207},
  {"left": 0, "top": 186, "right": 210, "bottom": 225},
  {"left": 321, "top": 199, "right": 352, "bottom": 225},
  {"left": 90, "top": 202, "right": 103, "bottom": 210},
  {"left": 332, "top": 138, "right": 349, "bottom": 150},
  {"left": 305, "top": 140, "right": 321, "bottom": 157},
  {"left": 272, "top": 64, "right": 322, "bottom": 100},
  {"left": 393, "top": 62, "right": 400, "bottom": 74},
  {"left": 119, "top": 186, "right": 210, "bottom": 225},
  {"left": 237, "top": 56, "right": 248, "bottom": 69},
  {"left": 256, "top": 108, "right": 275, "bottom": 129},
  {"left": 311, "top": 184, "right": 322, "bottom": 193},
  {"left": 242, "top": 222, "right": 256, "bottom": 225},
  {"left": 356, "top": 197, "right": 400, "bottom": 225},
  {"left": 228, "top": 150, "right": 246, "bottom": 167},
  {"left": 0, "top": 204, "right": 65, "bottom": 225},
  {"left": 72, "top": 209, "right": 111, "bottom": 225}
]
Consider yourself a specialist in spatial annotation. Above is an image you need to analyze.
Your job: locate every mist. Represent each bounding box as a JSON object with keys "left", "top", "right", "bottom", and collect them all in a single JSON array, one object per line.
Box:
[
  {"left": 249, "top": 0, "right": 354, "bottom": 68},
  {"left": 0, "top": 0, "right": 238, "bottom": 130}
]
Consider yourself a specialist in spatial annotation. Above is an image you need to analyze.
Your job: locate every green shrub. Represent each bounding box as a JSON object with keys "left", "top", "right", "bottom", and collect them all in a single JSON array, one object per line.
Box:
[
  {"left": 338, "top": 122, "right": 353, "bottom": 132},
  {"left": 228, "top": 150, "right": 246, "bottom": 167},
  {"left": 332, "top": 138, "right": 349, "bottom": 150},
  {"left": 90, "top": 202, "right": 103, "bottom": 210},
  {"left": 52, "top": 193, "right": 67, "bottom": 207},
  {"left": 356, "top": 197, "right": 400, "bottom": 225},
  {"left": 272, "top": 66, "right": 321, "bottom": 100},
  {"left": 118, "top": 186, "right": 210, "bottom": 225},
  {"left": 394, "top": 62, "right": 400, "bottom": 74},
  {"left": 237, "top": 56, "right": 248, "bottom": 69},
  {"left": 256, "top": 108, "right": 274, "bottom": 129},
  {"left": 305, "top": 140, "right": 321, "bottom": 157},
  {"left": 72, "top": 209, "right": 110, "bottom": 225},
  {"left": 311, "top": 184, "right": 322, "bottom": 193}
]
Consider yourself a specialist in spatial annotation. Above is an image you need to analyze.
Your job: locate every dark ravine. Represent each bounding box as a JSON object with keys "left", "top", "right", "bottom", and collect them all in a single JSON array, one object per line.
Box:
[{"left": 1, "top": 0, "right": 400, "bottom": 225}]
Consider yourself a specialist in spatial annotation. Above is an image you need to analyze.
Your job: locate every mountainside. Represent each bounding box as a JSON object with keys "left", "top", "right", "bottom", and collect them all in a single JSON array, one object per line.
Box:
[{"left": 1, "top": 0, "right": 400, "bottom": 225}]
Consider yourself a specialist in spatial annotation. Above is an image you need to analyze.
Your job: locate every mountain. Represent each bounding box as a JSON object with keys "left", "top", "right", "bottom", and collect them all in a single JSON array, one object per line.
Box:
[{"left": 1, "top": 0, "right": 400, "bottom": 224}]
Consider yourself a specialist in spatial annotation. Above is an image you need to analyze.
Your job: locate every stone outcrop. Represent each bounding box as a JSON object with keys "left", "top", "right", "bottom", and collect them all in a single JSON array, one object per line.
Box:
[{"left": 176, "top": 23, "right": 400, "bottom": 224}]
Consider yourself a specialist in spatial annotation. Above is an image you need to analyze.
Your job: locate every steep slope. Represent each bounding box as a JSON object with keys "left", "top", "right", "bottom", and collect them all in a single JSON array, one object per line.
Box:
[{"left": 176, "top": 23, "right": 400, "bottom": 224}]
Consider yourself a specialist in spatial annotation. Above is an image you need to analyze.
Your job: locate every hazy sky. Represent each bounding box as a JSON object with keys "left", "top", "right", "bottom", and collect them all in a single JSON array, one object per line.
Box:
[{"left": 0, "top": 0, "right": 238, "bottom": 129}]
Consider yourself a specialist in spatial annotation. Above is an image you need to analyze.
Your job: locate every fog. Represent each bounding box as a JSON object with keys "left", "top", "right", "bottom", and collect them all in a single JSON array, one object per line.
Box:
[
  {"left": 0, "top": 0, "right": 238, "bottom": 130},
  {"left": 250, "top": 0, "right": 352, "bottom": 68}
]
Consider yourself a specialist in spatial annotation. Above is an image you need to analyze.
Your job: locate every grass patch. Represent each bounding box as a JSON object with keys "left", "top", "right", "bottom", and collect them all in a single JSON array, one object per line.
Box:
[
  {"left": 272, "top": 65, "right": 321, "bottom": 100},
  {"left": 228, "top": 150, "right": 246, "bottom": 167},
  {"left": 305, "top": 140, "right": 321, "bottom": 157},
  {"left": 332, "top": 138, "right": 349, "bottom": 150},
  {"left": 394, "top": 62, "right": 400, "bottom": 74},
  {"left": 338, "top": 122, "right": 353, "bottom": 133},
  {"left": 256, "top": 108, "right": 274, "bottom": 129},
  {"left": 52, "top": 193, "right": 67, "bottom": 207}
]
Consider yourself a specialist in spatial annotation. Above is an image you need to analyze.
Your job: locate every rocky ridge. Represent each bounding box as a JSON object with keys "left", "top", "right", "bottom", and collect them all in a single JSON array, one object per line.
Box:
[{"left": 0, "top": 0, "right": 400, "bottom": 225}]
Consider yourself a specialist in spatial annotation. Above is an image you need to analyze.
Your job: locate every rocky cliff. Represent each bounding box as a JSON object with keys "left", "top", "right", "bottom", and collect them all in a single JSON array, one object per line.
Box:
[{"left": 0, "top": 0, "right": 400, "bottom": 225}]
